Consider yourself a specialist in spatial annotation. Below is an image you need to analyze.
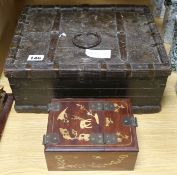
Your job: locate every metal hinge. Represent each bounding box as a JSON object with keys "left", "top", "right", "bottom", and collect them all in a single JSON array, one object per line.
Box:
[
  {"left": 43, "top": 133, "right": 60, "bottom": 145},
  {"left": 123, "top": 117, "right": 138, "bottom": 127},
  {"left": 90, "top": 133, "right": 118, "bottom": 145},
  {"left": 90, "top": 133, "right": 103, "bottom": 144},
  {"left": 48, "top": 103, "right": 61, "bottom": 112},
  {"left": 104, "top": 134, "right": 118, "bottom": 144},
  {"left": 89, "top": 102, "right": 115, "bottom": 111}
]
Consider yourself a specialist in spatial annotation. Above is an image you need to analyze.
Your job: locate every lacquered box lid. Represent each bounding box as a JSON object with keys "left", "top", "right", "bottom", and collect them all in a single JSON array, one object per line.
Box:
[{"left": 44, "top": 98, "right": 138, "bottom": 152}]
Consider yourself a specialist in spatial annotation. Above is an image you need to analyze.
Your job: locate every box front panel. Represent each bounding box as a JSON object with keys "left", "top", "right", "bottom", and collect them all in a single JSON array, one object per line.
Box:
[{"left": 45, "top": 151, "right": 138, "bottom": 170}]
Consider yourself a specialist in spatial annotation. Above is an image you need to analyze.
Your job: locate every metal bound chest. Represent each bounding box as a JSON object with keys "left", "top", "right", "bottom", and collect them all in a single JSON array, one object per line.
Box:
[
  {"left": 43, "top": 98, "right": 138, "bottom": 170},
  {"left": 5, "top": 5, "right": 171, "bottom": 113}
]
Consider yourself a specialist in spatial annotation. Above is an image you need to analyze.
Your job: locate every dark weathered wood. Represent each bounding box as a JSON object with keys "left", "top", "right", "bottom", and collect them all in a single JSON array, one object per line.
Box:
[
  {"left": 44, "top": 98, "right": 138, "bottom": 170},
  {"left": 0, "top": 94, "right": 13, "bottom": 140},
  {"left": 4, "top": 5, "right": 171, "bottom": 113}
]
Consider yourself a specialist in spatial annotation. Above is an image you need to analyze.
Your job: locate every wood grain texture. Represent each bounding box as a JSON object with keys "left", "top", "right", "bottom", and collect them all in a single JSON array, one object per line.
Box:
[{"left": 0, "top": 72, "right": 177, "bottom": 174}]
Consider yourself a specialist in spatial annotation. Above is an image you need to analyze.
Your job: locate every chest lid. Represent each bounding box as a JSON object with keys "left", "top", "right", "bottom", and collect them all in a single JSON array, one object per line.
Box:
[
  {"left": 5, "top": 5, "right": 170, "bottom": 79},
  {"left": 44, "top": 98, "right": 138, "bottom": 152}
]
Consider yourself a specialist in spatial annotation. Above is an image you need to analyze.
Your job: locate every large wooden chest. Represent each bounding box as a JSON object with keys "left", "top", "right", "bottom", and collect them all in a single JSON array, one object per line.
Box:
[
  {"left": 5, "top": 5, "right": 171, "bottom": 113},
  {"left": 43, "top": 98, "right": 138, "bottom": 170}
]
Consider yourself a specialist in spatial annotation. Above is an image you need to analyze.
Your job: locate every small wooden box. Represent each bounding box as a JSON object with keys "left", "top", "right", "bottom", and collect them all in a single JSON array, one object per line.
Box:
[{"left": 43, "top": 98, "right": 138, "bottom": 170}]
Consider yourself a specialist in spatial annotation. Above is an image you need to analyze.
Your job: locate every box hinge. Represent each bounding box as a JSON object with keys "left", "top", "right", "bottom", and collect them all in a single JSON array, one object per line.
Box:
[
  {"left": 43, "top": 133, "right": 60, "bottom": 145},
  {"left": 123, "top": 117, "right": 138, "bottom": 127},
  {"left": 104, "top": 134, "right": 118, "bottom": 144},
  {"left": 89, "top": 102, "right": 115, "bottom": 111},
  {"left": 90, "top": 133, "right": 103, "bottom": 144},
  {"left": 90, "top": 133, "right": 118, "bottom": 144},
  {"left": 48, "top": 103, "right": 61, "bottom": 112}
]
